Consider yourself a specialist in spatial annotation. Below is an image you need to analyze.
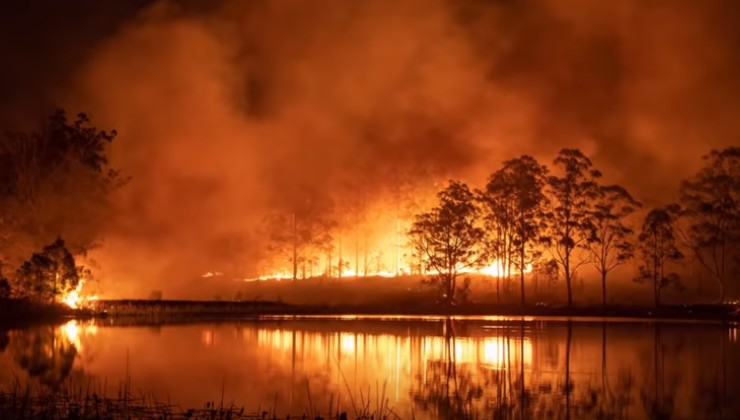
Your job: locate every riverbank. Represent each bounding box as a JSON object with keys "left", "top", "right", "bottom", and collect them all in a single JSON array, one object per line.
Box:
[
  {"left": 0, "top": 298, "right": 79, "bottom": 328},
  {"left": 86, "top": 299, "right": 740, "bottom": 325},
  {"left": 3, "top": 297, "right": 739, "bottom": 328}
]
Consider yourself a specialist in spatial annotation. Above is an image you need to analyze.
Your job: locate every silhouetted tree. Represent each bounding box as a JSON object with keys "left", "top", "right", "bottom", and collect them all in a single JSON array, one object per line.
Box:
[
  {"left": 635, "top": 208, "right": 683, "bottom": 307},
  {"left": 546, "top": 149, "right": 602, "bottom": 307},
  {"left": 589, "top": 185, "right": 640, "bottom": 307},
  {"left": 0, "top": 276, "right": 9, "bottom": 298},
  {"left": 480, "top": 156, "right": 549, "bottom": 305},
  {"left": 0, "top": 110, "right": 122, "bottom": 275},
  {"left": 263, "top": 198, "right": 335, "bottom": 280},
  {"left": 677, "top": 147, "right": 740, "bottom": 302},
  {"left": 477, "top": 182, "right": 515, "bottom": 301},
  {"left": 410, "top": 181, "right": 483, "bottom": 305},
  {"left": 15, "top": 238, "right": 79, "bottom": 303}
]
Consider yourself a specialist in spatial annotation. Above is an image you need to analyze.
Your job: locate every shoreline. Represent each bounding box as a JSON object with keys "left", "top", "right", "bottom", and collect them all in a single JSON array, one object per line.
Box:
[{"left": 2, "top": 298, "right": 739, "bottom": 329}]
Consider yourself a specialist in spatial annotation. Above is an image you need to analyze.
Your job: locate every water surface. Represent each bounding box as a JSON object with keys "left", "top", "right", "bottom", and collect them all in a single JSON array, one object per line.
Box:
[{"left": 1, "top": 316, "right": 738, "bottom": 419}]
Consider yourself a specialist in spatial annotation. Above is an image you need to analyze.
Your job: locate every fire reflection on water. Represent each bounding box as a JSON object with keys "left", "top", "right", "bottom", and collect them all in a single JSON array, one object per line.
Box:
[
  {"left": 61, "top": 320, "right": 98, "bottom": 353},
  {"left": 252, "top": 324, "right": 534, "bottom": 408},
  {"left": 3, "top": 319, "right": 739, "bottom": 418},
  {"left": 255, "top": 329, "right": 532, "bottom": 367}
]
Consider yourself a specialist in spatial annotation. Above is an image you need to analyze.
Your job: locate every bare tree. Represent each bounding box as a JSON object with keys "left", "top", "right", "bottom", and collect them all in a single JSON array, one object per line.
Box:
[
  {"left": 263, "top": 203, "right": 335, "bottom": 281},
  {"left": 589, "top": 185, "right": 640, "bottom": 307},
  {"left": 410, "top": 181, "right": 483, "bottom": 305}
]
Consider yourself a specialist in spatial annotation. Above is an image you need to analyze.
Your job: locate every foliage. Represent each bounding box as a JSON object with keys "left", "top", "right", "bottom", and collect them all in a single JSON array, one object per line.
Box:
[
  {"left": 0, "top": 110, "right": 122, "bottom": 273},
  {"left": 410, "top": 181, "right": 483, "bottom": 305},
  {"left": 14, "top": 238, "right": 79, "bottom": 303},
  {"left": 677, "top": 146, "right": 740, "bottom": 301},
  {"left": 546, "top": 149, "right": 602, "bottom": 306},
  {"left": 480, "top": 155, "right": 549, "bottom": 305},
  {"left": 589, "top": 185, "right": 640, "bottom": 306},
  {"left": 635, "top": 208, "right": 684, "bottom": 307}
]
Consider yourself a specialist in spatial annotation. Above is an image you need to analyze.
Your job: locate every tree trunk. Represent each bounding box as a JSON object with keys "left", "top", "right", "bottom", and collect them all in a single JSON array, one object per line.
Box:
[
  {"left": 292, "top": 213, "right": 297, "bottom": 282},
  {"left": 718, "top": 280, "right": 725, "bottom": 304},
  {"left": 601, "top": 270, "right": 607, "bottom": 308},
  {"left": 520, "top": 246, "right": 526, "bottom": 306},
  {"left": 496, "top": 276, "right": 500, "bottom": 304},
  {"left": 565, "top": 253, "right": 573, "bottom": 308}
]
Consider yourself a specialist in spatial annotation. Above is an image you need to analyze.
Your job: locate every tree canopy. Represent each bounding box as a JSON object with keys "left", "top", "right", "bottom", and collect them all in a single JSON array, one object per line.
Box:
[
  {"left": 0, "top": 110, "right": 121, "bottom": 298},
  {"left": 546, "top": 149, "right": 602, "bottom": 307},
  {"left": 678, "top": 147, "right": 740, "bottom": 302},
  {"left": 480, "top": 155, "right": 548, "bottom": 305},
  {"left": 409, "top": 180, "right": 483, "bottom": 305}
]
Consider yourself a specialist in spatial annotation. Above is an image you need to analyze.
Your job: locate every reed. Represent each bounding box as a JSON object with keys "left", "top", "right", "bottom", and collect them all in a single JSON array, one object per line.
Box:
[{"left": 1, "top": 376, "right": 400, "bottom": 420}]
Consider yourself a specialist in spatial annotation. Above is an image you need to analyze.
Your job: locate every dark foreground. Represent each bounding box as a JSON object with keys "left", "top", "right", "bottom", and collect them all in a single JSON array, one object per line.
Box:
[
  {"left": 2, "top": 298, "right": 739, "bottom": 328},
  {"left": 0, "top": 387, "right": 365, "bottom": 420},
  {"left": 2, "top": 313, "right": 739, "bottom": 419}
]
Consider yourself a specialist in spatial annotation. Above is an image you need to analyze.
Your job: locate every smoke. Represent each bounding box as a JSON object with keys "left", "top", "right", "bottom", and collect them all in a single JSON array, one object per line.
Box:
[{"left": 54, "top": 0, "right": 740, "bottom": 297}]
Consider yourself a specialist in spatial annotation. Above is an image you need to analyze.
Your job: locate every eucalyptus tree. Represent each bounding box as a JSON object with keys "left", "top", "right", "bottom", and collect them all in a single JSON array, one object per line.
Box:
[
  {"left": 410, "top": 180, "right": 483, "bottom": 305},
  {"left": 678, "top": 147, "right": 740, "bottom": 302},
  {"left": 589, "top": 185, "right": 640, "bottom": 307},
  {"left": 15, "top": 238, "right": 79, "bottom": 303},
  {"left": 480, "top": 156, "right": 549, "bottom": 305},
  {"left": 0, "top": 110, "right": 122, "bottom": 275},
  {"left": 635, "top": 208, "right": 684, "bottom": 307},
  {"left": 546, "top": 149, "right": 602, "bottom": 307}
]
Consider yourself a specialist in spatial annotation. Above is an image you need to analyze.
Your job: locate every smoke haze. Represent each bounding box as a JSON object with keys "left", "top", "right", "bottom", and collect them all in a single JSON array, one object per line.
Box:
[{"left": 2, "top": 0, "right": 739, "bottom": 297}]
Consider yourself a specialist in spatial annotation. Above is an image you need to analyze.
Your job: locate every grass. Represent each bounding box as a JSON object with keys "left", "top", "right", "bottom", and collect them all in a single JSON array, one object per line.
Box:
[{"left": 0, "top": 374, "right": 400, "bottom": 420}]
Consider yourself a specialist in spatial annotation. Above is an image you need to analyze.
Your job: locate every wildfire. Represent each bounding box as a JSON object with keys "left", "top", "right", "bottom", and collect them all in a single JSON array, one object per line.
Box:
[
  {"left": 249, "top": 260, "right": 531, "bottom": 282},
  {"left": 60, "top": 280, "right": 99, "bottom": 309}
]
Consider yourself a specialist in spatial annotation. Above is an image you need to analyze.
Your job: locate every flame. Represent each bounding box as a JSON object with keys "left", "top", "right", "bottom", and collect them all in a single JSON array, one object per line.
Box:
[
  {"left": 252, "top": 259, "right": 531, "bottom": 282},
  {"left": 60, "top": 280, "right": 99, "bottom": 309},
  {"left": 251, "top": 211, "right": 533, "bottom": 282}
]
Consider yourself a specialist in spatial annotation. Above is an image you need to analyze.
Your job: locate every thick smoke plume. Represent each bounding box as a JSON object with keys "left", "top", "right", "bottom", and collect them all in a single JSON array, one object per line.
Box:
[{"left": 51, "top": 0, "right": 740, "bottom": 297}]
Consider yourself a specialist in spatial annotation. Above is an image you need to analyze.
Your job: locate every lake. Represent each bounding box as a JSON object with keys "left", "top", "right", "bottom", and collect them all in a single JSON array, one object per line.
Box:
[{"left": 1, "top": 316, "right": 738, "bottom": 419}]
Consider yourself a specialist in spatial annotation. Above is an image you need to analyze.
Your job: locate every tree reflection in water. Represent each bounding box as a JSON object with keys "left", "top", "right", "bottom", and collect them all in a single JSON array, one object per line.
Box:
[
  {"left": 411, "top": 319, "right": 639, "bottom": 420},
  {"left": 0, "top": 329, "right": 8, "bottom": 353},
  {"left": 0, "top": 318, "right": 737, "bottom": 419},
  {"left": 7, "top": 323, "right": 79, "bottom": 389}
]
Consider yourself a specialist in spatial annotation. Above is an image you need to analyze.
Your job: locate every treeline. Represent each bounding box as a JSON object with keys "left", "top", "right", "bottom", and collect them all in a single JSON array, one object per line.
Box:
[
  {"left": 410, "top": 148, "right": 740, "bottom": 307},
  {"left": 0, "top": 110, "right": 121, "bottom": 303}
]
